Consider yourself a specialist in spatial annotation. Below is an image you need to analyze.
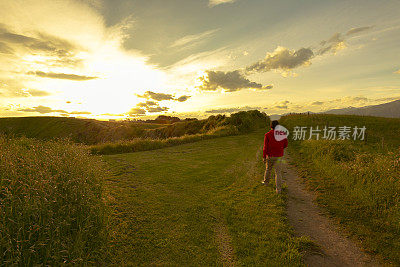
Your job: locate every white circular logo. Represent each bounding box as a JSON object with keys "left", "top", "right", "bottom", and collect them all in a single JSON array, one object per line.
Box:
[{"left": 274, "top": 125, "right": 289, "bottom": 141}]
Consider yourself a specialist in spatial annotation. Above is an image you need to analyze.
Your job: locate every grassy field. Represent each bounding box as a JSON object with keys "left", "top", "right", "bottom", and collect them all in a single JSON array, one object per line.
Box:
[
  {"left": 280, "top": 114, "right": 400, "bottom": 264},
  {"left": 0, "top": 117, "right": 165, "bottom": 144},
  {"left": 0, "top": 136, "right": 107, "bottom": 265},
  {"left": 0, "top": 110, "right": 267, "bottom": 146},
  {"left": 103, "top": 130, "right": 311, "bottom": 265},
  {"left": 90, "top": 110, "right": 267, "bottom": 155}
]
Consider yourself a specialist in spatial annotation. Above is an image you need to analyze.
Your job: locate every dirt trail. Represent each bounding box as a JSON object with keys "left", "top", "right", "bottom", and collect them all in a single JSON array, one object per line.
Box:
[
  {"left": 282, "top": 154, "right": 381, "bottom": 267},
  {"left": 214, "top": 216, "right": 236, "bottom": 266}
]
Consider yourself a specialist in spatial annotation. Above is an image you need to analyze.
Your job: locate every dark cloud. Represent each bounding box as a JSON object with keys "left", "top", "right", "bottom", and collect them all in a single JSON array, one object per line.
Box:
[
  {"left": 205, "top": 106, "right": 261, "bottom": 114},
  {"left": 128, "top": 107, "right": 146, "bottom": 116},
  {"left": 246, "top": 47, "right": 314, "bottom": 73},
  {"left": 137, "top": 91, "right": 192, "bottom": 102},
  {"left": 134, "top": 100, "right": 169, "bottom": 113},
  {"left": 177, "top": 95, "right": 191, "bottom": 102},
  {"left": 138, "top": 91, "right": 175, "bottom": 101},
  {"left": 198, "top": 70, "right": 272, "bottom": 92},
  {"left": 147, "top": 106, "right": 169, "bottom": 113},
  {"left": 137, "top": 101, "right": 158, "bottom": 108},
  {"left": 27, "top": 71, "right": 98, "bottom": 81},
  {"left": 346, "top": 26, "right": 373, "bottom": 36},
  {"left": 18, "top": 105, "right": 67, "bottom": 114}
]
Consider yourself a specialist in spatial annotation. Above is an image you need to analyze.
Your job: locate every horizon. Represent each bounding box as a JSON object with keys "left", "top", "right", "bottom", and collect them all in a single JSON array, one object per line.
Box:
[{"left": 1, "top": 0, "right": 400, "bottom": 120}]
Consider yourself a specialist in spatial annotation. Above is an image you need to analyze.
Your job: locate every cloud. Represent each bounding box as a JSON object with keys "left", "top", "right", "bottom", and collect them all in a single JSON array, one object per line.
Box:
[
  {"left": 209, "top": 0, "right": 236, "bottom": 7},
  {"left": 205, "top": 106, "right": 260, "bottom": 114},
  {"left": 170, "top": 29, "right": 219, "bottom": 49},
  {"left": 274, "top": 105, "right": 288, "bottom": 109},
  {"left": 137, "top": 101, "right": 158, "bottom": 108},
  {"left": 311, "top": 101, "right": 324, "bottom": 105},
  {"left": 128, "top": 107, "right": 146, "bottom": 116},
  {"left": 138, "top": 91, "right": 175, "bottom": 101},
  {"left": 27, "top": 89, "right": 51, "bottom": 97},
  {"left": 131, "top": 100, "right": 169, "bottom": 114},
  {"left": 317, "top": 33, "right": 347, "bottom": 55},
  {"left": 317, "top": 26, "right": 371, "bottom": 56},
  {"left": 27, "top": 71, "right": 98, "bottom": 81},
  {"left": 147, "top": 106, "right": 169, "bottom": 113},
  {"left": 0, "top": 42, "right": 14, "bottom": 54},
  {"left": 198, "top": 70, "right": 273, "bottom": 92},
  {"left": 18, "top": 105, "right": 67, "bottom": 114},
  {"left": 346, "top": 26, "right": 373, "bottom": 36},
  {"left": 18, "top": 105, "right": 91, "bottom": 115},
  {"left": 177, "top": 95, "right": 191, "bottom": 102},
  {"left": 0, "top": 0, "right": 169, "bottom": 118},
  {"left": 137, "top": 91, "right": 191, "bottom": 102},
  {"left": 0, "top": 24, "right": 80, "bottom": 65},
  {"left": 246, "top": 46, "right": 314, "bottom": 74}
]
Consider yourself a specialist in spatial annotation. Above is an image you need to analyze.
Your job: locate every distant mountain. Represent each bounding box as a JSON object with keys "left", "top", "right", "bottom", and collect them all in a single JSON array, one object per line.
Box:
[{"left": 323, "top": 99, "right": 400, "bottom": 118}]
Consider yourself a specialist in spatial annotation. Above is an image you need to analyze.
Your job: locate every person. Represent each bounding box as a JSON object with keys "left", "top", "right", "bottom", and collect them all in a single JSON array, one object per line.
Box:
[{"left": 262, "top": 120, "right": 288, "bottom": 193}]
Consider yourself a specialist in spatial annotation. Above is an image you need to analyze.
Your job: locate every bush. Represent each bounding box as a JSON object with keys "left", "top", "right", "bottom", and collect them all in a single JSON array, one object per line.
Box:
[{"left": 0, "top": 136, "right": 107, "bottom": 265}]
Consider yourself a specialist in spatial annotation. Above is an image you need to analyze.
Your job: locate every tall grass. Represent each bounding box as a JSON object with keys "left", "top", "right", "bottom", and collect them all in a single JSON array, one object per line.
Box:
[
  {"left": 280, "top": 114, "right": 400, "bottom": 264},
  {"left": 0, "top": 136, "right": 107, "bottom": 265}
]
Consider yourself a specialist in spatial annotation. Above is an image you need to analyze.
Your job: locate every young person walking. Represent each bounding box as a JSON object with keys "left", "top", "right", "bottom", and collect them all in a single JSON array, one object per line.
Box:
[{"left": 262, "top": 120, "right": 288, "bottom": 194}]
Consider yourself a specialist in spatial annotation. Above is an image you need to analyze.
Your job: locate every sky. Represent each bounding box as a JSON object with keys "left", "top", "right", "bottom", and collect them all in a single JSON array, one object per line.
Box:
[{"left": 0, "top": 0, "right": 399, "bottom": 119}]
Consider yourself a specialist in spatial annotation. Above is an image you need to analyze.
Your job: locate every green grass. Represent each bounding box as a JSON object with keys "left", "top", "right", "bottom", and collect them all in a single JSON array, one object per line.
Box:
[
  {"left": 0, "top": 110, "right": 267, "bottom": 146},
  {"left": 280, "top": 114, "right": 400, "bottom": 264},
  {"left": 103, "top": 130, "right": 310, "bottom": 265},
  {"left": 0, "top": 136, "right": 107, "bottom": 265},
  {"left": 0, "top": 116, "right": 164, "bottom": 144}
]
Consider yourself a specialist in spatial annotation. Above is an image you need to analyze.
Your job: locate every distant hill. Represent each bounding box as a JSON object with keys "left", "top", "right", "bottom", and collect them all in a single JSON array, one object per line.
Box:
[
  {"left": 0, "top": 110, "right": 267, "bottom": 145},
  {"left": 0, "top": 117, "right": 164, "bottom": 144},
  {"left": 324, "top": 99, "right": 400, "bottom": 118}
]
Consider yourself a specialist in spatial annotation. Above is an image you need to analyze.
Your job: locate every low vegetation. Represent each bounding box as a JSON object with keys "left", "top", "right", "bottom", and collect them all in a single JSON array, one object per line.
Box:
[
  {"left": 0, "top": 136, "right": 107, "bottom": 265},
  {"left": 280, "top": 114, "right": 400, "bottom": 264},
  {"left": 91, "top": 110, "right": 267, "bottom": 155},
  {"left": 104, "top": 130, "right": 311, "bottom": 265}
]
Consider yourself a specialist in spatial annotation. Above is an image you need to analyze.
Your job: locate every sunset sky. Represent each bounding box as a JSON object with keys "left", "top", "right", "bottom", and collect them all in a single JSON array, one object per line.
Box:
[{"left": 1, "top": 0, "right": 399, "bottom": 119}]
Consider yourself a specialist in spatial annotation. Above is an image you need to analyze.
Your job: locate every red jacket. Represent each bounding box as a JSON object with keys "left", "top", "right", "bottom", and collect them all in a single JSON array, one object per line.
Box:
[{"left": 263, "top": 129, "right": 288, "bottom": 158}]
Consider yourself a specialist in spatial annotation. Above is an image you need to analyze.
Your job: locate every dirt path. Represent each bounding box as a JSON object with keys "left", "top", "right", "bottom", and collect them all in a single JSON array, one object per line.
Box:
[
  {"left": 282, "top": 154, "right": 381, "bottom": 267},
  {"left": 213, "top": 214, "right": 236, "bottom": 266}
]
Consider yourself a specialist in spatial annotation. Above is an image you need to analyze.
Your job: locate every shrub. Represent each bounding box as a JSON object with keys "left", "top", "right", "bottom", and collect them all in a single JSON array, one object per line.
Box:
[{"left": 0, "top": 136, "right": 107, "bottom": 265}]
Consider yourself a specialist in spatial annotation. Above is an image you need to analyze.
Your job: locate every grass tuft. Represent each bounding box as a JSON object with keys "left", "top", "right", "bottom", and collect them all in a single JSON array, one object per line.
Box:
[{"left": 0, "top": 136, "right": 107, "bottom": 265}]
